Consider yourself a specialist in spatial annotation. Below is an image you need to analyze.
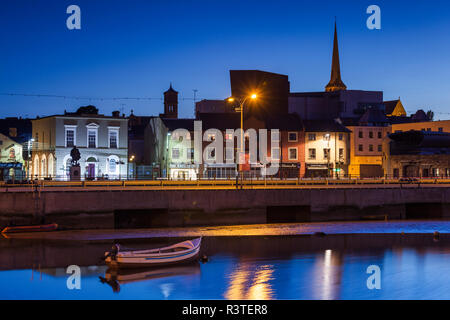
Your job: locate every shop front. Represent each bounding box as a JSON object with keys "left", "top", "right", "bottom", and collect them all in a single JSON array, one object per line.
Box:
[
  {"left": 305, "top": 163, "right": 331, "bottom": 178},
  {"left": 0, "top": 162, "right": 25, "bottom": 182}
]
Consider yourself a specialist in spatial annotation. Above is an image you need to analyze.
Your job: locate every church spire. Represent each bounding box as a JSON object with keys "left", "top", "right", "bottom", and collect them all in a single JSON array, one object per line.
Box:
[{"left": 325, "top": 21, "right": 347, "bottom": 92}]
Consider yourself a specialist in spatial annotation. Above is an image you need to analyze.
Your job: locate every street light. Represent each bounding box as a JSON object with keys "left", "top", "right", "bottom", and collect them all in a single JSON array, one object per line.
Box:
[{"left": 227, "top": 93, "right": 258, "bottom": 188}]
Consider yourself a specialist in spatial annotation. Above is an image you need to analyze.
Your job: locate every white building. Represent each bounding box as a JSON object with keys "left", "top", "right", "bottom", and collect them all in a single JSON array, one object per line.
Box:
[
  {"left": 303, "top": 120, "right": 350, "bottom": 178},
  {"left": 31, "top": 112, "right": 128, "bottom": 180}
]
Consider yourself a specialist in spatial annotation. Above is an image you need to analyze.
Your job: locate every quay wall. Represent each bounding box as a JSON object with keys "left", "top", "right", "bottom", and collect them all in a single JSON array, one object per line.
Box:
[{"left": 0, "top": 187, "right": 449, "bottom": 229}]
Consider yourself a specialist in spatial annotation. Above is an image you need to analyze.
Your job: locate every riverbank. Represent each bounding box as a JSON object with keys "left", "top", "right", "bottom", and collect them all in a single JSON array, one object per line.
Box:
[{"left": 2, "top": 220, "right": 449, "bottom": 241}]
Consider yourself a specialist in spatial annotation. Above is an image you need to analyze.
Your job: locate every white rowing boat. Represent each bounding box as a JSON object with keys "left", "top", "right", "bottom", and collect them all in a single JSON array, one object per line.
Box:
[{"left": 104, "top": 237, "right": 202, "bottom": 268}]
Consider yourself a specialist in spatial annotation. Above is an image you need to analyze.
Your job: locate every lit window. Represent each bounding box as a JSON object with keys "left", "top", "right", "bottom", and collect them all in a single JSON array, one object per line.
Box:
[
  {"left": 109, "top": 130, "right": 118, "bottom": 148},
  {"left": 88, "top": 130, "right": 97, "bottom": 148},
  {"left": 187, "top": 148, "right": 194, "bottom": 160},
  {"left": 323, "top": 148, "right": 330, "bottom": 160},
  {"left": 271, "top": 148, "right": 280, "bottom": 160},
  {"left": 288, "top": 148, "right": 298, "bottom": 160},
  {"left": 172, "top": 148, "right": 180, "bottom": 159},
  {"left": 225, "top": 147, "right": 234, "bottom": 161},
  {"left": 109, "top": 159, "right": 116, "bottom": 172},
  {"left": 66, "top": 130, "right": 75, "bottom": 147}
]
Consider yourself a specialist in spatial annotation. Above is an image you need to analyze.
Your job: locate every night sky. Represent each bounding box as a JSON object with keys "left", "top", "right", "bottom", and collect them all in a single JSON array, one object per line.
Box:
[{"left": 0, "top": 0, "right": 449, "bottom": 119}]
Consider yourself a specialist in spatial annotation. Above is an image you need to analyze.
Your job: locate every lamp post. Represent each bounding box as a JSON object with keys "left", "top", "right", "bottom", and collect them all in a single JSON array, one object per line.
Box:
[
  {"left": 227, "top": 93, "right": 258, "bottom": 188},
  {"left": 128, "top": 155, "right": 135, "bottom": 180}
]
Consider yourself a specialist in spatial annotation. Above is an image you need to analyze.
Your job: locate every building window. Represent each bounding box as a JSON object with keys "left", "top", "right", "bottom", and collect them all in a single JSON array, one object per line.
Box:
[
  {"left": 369, "top": 144, "right": 373, "bottom": 152},
  {"left": 288, "top": 132, "right": 298, "bottom": 142},
  {"left": 308, "top": 148, "right": 316, "bottom": 160},
  {"left": 339, "top": 148, "right": 344, "bottom": 159},
  {"left": 378, "top": 145, "right": 382, "bottom": 152},
  {"left": 308, "top": 133, "right": 316, "bottom": 141},
  {"left": 358, "top": 131, "right": 363, "bottom": 138},
  {"left": 378, "top": 131, "right": 382, "bottom": 139},
  {"left": 369, "top": 131, "right": 373, "bottom": 139},
  {"left": 323, "top": 133, "right": 330, "bottom": 141},
  {"left": 225, "top": 147, "right": 234, "bottom": 161},
  {"left": 271, "top": 147, "right": 280, "bottom": 160},
  {"left": 438, "top": 127, "right": 443, "bottom": 132},
  {"left": 88, "top": 130, "right": 97, "bottom": 148},
  {"left": 358, "top": 144, "right": 363, "bottom": 152},
  {"left": 338, "top": 133, "right": 343, "bottom": 141},
  {"left": 108, "top": 128, "right": 119, "bottom": 148},
  {"left": 172, "top": 148, "right": 180, "bottom": 159},
  {"left": 393, "top": 168, "right": 399, "bottom": 178},
  {"left": 188, "top": 148, "right": 195, "bottom": 161},
  {"left": 271, "top": 131, "right": 280, "bottom": 142},
  {"left": 323, "top": 148, "right": 330, "bottom": 160},
  {"left": 288, "top": 147, "right": 298, "bottom": 160},
  {"left": 65, "top": 129, "right": 75, "bottom": 148},
  {"left": 109, "top": 158, "right": 117, "bottom": 173}
]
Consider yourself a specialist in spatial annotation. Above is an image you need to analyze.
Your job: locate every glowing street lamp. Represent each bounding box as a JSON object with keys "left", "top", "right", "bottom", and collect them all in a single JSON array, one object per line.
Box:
[{"left": 227, "top": 93, "right": 258, "bottom": 187}]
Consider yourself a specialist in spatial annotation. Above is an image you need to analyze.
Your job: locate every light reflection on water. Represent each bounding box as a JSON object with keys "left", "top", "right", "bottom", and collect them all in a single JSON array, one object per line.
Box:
[{"left": 0, "top": 234, "right": 449, "bottom": 300}]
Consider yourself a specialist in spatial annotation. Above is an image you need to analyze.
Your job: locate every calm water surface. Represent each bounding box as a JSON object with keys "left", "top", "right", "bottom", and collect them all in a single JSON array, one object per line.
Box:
[{"left": 1, "top": 224, "right": 450, "bottom": 300}]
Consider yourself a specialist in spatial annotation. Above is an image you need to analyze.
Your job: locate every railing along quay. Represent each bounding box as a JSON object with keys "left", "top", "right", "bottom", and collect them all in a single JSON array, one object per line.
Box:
[{"left": 1, "top": 177, "right": 450, "bottom": 190}]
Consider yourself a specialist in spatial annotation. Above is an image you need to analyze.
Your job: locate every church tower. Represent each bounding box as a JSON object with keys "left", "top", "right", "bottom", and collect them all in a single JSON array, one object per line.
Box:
[
  {"left": 325, "top": 22, "right": 347, "bottom": 92},
  {"left": 162, "top": 83, "right": 178, "bottom": 118}
]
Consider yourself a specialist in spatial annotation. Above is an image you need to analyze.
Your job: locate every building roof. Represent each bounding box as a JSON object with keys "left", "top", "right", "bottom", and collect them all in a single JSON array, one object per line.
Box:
[
  {"left": 302, "top": 119, "right": 351, "bottom": 133},
  {"left": 164, "top": 83, "right": 178, "bottom": 94},
  {"left": 33, "top": 113, "right": 128, "bottom": 120},
  {"left": 358, "top": 108, "right": 389, "bottom": 125},
  {"left": 265, "top": 113, "right": 303, "bottom": 131},
  {"left": 196, "top": 112, "right": 303, "bottom": 131},
  {"left": 197, "top": 113, "right": 240, "bottom": 130},
  {"left": 161, "top": 118, "right": 195, "bottom": 131},
  {"left": 383, "top": 100, "right": 399, "bottom": 115}
]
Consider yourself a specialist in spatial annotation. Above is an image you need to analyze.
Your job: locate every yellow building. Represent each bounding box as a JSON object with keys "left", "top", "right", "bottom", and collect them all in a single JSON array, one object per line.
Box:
[
  {"left": 345, "top": 108, "right": 391, "bottom": 178},
  {"left": 347, "top": 126, "right": 391, "bottom": 178},
  {"left": 391, "top": 120, "right": 450, "bottom": 133}
]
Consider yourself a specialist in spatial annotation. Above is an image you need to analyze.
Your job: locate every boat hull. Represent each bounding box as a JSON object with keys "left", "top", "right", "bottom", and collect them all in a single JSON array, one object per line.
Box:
[
  {"left": 105, "top": 238, "right": 202, "bottom": 269},
  {"left": 1, "top": 223, "right": 58, "bottom": 234}
]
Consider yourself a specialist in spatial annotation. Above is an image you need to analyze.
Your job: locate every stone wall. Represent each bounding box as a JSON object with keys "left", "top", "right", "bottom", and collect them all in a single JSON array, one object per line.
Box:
[{"left": 0, "top": 187, "right": 449, "bottom": 229}]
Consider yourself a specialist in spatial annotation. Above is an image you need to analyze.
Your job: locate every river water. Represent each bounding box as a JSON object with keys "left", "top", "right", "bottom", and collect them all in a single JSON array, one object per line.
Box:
[{"left": 1, "top": 221, "right": 450, "bottom": 300}]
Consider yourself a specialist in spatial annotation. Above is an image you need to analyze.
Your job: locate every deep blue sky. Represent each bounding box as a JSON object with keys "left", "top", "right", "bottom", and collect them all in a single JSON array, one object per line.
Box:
[{"left": 0, "top": 0, "right": 449, "bottom": 119}]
